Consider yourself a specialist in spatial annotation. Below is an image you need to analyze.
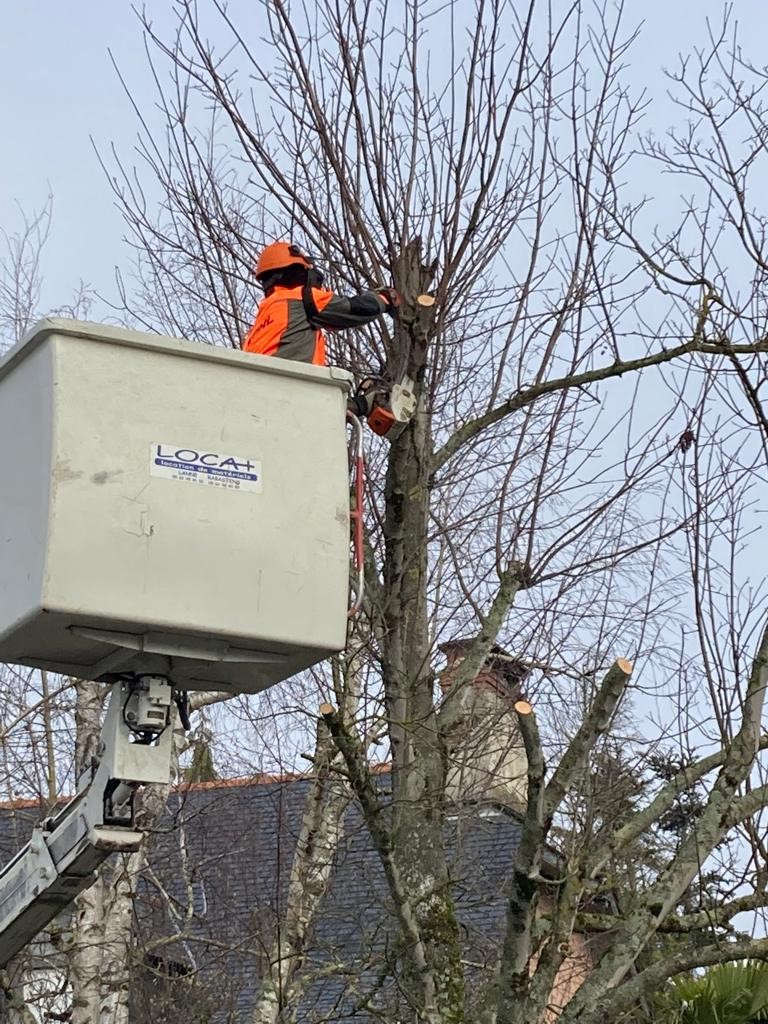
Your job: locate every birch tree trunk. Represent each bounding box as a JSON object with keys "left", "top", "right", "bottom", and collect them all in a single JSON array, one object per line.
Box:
[
  {"left": 70, "top": 677, "right": 107, "bottom": 1024},
  {"left": 0, "top": 959, "right": 37, "bottom": 1024},
  {"left": 97, "top": 856, "right": 136, "bottom": 1024},
  {"left": 251, "top": 715, "right": 353, "bottom": 1024}
]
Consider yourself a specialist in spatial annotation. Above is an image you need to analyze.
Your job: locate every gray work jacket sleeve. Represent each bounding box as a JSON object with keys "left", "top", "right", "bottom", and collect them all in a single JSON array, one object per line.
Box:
[{"left": 313, "top": 290, "right": 387, "bottom": 329}]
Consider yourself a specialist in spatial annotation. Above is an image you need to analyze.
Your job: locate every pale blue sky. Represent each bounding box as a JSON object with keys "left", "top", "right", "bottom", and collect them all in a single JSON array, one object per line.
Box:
[
  {"left": 0, "top": 1, "right": 766, "bottom": 315},
  {"left": 0, "top": 2, "right": 176, "bottom": 312}
]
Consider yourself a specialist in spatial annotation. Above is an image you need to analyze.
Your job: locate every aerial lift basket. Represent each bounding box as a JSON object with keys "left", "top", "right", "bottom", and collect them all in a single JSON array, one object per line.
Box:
[{"left": 0, "top": 319, "right": 356, "bottom": 693}]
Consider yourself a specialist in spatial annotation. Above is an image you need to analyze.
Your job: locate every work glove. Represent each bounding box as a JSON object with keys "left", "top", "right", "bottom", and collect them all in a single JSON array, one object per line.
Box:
[{"left": 378, "top": 287, "right": 401, "bottom": 317}]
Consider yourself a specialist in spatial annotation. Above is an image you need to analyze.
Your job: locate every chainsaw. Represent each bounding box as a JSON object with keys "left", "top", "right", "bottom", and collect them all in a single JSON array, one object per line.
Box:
[{"left": 353, "top": 374, "right": 417, "bottom": 436}]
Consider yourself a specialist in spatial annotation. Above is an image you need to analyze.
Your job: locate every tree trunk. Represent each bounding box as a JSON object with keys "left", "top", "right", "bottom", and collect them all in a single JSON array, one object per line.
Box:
[
  {"left": 70, "top": 678, "right": 107, "bottom": 1024},
  {"left": 0, "top": 959, "right": 37, "bottom": 1024},
  {"left": 251, "top": 716, "right": 352, "bottom": 1024},
  {"left": 97, "top": 855, "right": 135, "bottom": 1024},
  {"left": 379, "top": 245, "right": 464, "bottom": 1023}
]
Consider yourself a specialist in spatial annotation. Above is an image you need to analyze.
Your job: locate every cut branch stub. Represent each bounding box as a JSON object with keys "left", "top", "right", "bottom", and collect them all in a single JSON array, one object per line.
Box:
[
  {"left": 514, "top": 700, "right": 533, "bottom": 716},
  {"left": 542, "top": 657, "right": 635, "bottom": 821}
]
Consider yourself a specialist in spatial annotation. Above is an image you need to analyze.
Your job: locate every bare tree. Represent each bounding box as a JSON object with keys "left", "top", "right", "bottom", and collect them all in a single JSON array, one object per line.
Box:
[
  {"left": 0, "top": 196, "right": 94, "bottom": 352},
  {"left": 0, "top": 198, "right": 54, "bottom": 350},
  {"left": 102, "top": 1, "right": 768, "bottom": 1020},
  {"left": 5, "top": 1, "right": 768, "bottom": 1022}
]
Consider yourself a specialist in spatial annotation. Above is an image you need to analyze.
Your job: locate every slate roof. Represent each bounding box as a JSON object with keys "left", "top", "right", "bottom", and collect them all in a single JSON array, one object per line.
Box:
[{"left": 0, "top": 775, "right": 527, "bottom": 1023}]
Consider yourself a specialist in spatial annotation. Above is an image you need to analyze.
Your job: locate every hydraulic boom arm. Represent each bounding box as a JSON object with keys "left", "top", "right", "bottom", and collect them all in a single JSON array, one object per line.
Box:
[{"left": 0, "top": 676, "right": 183, "bottom": 967}]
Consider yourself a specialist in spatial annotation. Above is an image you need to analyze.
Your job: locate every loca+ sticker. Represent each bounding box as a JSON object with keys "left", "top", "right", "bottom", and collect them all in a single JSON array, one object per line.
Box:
[{"left": 150, "top": 443, "right": 262, "bottom": 493}]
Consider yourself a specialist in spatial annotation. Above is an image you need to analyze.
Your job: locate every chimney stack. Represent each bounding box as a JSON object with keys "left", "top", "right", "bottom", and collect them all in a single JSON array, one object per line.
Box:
[{"left": 439, "top": 640, "right": 531, "bottom": 812}]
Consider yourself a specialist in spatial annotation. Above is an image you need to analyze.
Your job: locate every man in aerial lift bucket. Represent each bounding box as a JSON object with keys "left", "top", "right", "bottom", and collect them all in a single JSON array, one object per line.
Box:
[{"left": 243, "top": 241, "right": 403, "bottom": 435}]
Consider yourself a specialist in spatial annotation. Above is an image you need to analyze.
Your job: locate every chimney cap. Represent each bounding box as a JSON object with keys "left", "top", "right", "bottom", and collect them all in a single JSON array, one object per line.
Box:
[
  {"left": 439, "top": 637, "right": 511, "bottom": 655},
  {"left": 438, "top": 638, "right": 530, "bottom": 687}
]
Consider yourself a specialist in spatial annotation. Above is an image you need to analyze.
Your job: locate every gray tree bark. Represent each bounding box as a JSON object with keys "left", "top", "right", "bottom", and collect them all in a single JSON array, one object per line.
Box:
[
  {"left": 0, "top": 960, "right": 37, "bottom": 1024},
  {"left": 70, "top": 678, "right": 107, "bottom": 1024},
  {"left": 251, "top": 715, "right": 352, "bottom": 1024}
]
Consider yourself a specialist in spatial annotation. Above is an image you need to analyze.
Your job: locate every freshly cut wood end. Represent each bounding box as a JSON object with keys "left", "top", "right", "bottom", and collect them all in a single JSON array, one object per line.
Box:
[
  {"left": 319, "top": 702, "right": 335, "bottom": 716},
  {"left": 514, "top": 700, "right": 533, "bottom": 716},
  {"left": 616, "top": 658, "right": 633, "bottom": 675},
  {"left": 417, "top": 293, "right": 435, "bottom": 306}
]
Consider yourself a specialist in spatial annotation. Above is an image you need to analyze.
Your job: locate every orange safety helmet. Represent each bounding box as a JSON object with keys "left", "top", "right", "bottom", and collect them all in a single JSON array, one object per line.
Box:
[{"left": 255, "top": 241, "right": 314, "bottom": 280}]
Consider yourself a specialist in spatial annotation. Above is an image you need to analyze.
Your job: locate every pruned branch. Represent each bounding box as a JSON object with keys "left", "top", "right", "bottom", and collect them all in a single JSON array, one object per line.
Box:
[
  {"left": 492, "top": 701, "right": 546, "bottom": 1023},
  {"left": 563, "top": 622, "right": 768, "bottom": 1018},
  {"left": 436, "top": 561, "right": 528, "bottom": 735},
  {"left": 544, "top": 659, "right": 633, "bottom": 819}
]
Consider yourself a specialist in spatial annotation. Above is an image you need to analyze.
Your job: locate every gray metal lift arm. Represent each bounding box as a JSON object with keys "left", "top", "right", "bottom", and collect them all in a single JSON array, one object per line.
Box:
[{"left": 0, "top": 676, "right": 177, "bottom": 967}]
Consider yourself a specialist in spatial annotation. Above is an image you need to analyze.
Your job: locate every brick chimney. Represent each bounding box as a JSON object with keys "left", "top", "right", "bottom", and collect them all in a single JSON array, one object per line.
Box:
[{"left": 439, "top": 639, "right": 530, "bottom": 812}]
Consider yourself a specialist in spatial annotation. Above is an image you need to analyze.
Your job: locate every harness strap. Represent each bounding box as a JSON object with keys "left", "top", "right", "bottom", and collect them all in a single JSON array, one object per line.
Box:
[{"left": 302, "top": 279, "right": 323, "bottom": 328}]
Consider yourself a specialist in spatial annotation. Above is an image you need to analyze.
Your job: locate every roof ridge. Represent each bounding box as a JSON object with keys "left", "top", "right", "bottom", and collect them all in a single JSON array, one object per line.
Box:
[{"left": 0, "top": 763, "right": 394, "bottom": 811}]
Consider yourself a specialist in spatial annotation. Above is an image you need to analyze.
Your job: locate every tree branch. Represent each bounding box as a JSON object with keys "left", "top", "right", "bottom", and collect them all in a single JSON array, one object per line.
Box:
[
  {"left": 589, "top": 733, "right": 768, "bottom": 879},
  {"left": 567, "top": 935, "right": 768, "bottom": 1024},
  {"left": 544, "top": 659, "right": 633, "bottom": 819},
  {"left": 319, "top": 703, "right": 438, "bottom": 1022},
  {"left": 494, "top": 701, "right": 547, "bottom": 1024},
  {"left": 565, "top": 621, "right": 768, "bottom": 1017},
  {"left": 436, "top": 561, "right": 528, "bottom": 735},
  {"left": 576, "top": 890, "right": 768, "bottom": 935},
  {"left": 433, "top": 338, "right": 768, "bottom": 473},
  {"left": 252, "top": 712, "right": 353, "bottom": 1024}
]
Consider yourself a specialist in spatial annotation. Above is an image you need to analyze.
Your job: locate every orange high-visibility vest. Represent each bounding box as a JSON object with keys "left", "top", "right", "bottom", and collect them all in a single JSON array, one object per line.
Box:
[{"left": 242, "top": 285, "right": 334, "bottom": 365}]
